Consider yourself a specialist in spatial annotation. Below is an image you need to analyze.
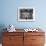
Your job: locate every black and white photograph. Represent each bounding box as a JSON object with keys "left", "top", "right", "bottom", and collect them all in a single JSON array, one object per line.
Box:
[{"left": 18, "top": 7, "right": 35, "bottom": 21}]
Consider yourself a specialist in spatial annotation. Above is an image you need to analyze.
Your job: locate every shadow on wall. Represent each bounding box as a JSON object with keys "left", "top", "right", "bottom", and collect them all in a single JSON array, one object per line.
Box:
[{"left": 0, "top": 24, "right": 7, "bottom": 43}]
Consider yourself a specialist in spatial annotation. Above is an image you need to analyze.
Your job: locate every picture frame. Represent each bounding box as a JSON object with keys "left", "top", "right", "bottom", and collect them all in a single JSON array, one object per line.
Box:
[{"left": 18, "top": 7, "right": 35, "bottom": 21}]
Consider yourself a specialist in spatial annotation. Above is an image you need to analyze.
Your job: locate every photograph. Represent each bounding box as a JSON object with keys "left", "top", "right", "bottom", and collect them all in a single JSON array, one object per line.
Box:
[{"left": 18, "top": 7, "right": 35, "bottom": 21}]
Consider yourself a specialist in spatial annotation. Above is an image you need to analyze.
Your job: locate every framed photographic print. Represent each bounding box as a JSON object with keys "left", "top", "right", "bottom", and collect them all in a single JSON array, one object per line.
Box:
[{"left": 18, "top": 7, "right": 35, "bottom": 21}]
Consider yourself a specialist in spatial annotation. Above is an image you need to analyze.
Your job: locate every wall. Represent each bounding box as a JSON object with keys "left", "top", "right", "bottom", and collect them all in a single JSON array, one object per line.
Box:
[
  {"left": 0, "top": 0, "right": 46, "bottom": 30},
  {"left": 0, "top": 0, "right": 46, "bottom": 44}
]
